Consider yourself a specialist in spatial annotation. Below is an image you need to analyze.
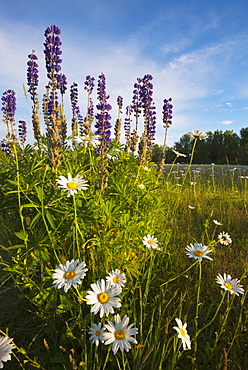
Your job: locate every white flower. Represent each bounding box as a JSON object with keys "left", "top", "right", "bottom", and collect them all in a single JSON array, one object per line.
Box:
[
  {"left": 172, "top": 149, "right": 187, "bottom": 157},
  {"left": 106, "top": 269, "right": 127, "bottom": 290},
  {"left": 142, "top": 234, "right": 161, "bottom": 251},
  {"left": 185, "top": 243, "right": 213, "bottom": 262},
  {"left": 0, "top": 336, "right": 15, "bottom": 368},
  {"left": 88, "top": 323, "right": 105, "bottom": 346},
  {"left": 213, "top": 219, "right": 223, "bottom": 226},
  {"left": 52, "top": 259, "right": 88, "bottom": 293},
  {"left": 143, "top": 166, "right": 150, "bottom": 171},
  {"left": 73, "top": 135, "right": 100, "bottom": 147},
  {"left": 217, "top": 232, "right": 232, "bottom": 246},
  {"left": 173, "top": 318, "right": 191, "bottom": 350},
  {"left": 216, "top": 273, "right": 244, "bottom": 296},
  {"left": 56, "top": 173, "right": 89, "bottom": 197},
  {"left": 86, "top": 279, "right": 121, "bottom": 318},
  {"left": 103, "top": 314, "right": 138, "bottom": 355},
  {"left": 187, "top": 130, "right": 208, "bottom": 140},
  {"left": 138, "top": 184, "right": 145, "bottom": 190},
  {"left": 188, "top": 205, "right": 195, "bottom": 209}
]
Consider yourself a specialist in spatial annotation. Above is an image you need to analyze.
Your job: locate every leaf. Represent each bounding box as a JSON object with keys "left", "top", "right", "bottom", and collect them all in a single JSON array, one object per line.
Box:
[
  {"left": 35, "top": 186, "right": 44, "bottom": 203},
  {"left": 30, "top": 212, "right": 41, "bottom": 229},
  {"left": 45, "top": 209, "right": 56, "bottom": 229},
  {"left": 14, "top": 230, "right": 28, "bottom": 241}
]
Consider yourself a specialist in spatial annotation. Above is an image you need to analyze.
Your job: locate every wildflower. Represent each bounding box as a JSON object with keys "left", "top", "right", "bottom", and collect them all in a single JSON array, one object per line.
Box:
[
  {"left": 173, "top": 318, "right": 191, "bottom": 350},
  {"left": 103, "top": 314, "right": 138, "bottom": 355},
  {"left": 216, "top": 273, "right": 244, "bottom": 296},
  {"left": 138, "top": 184, "right": 145, "bottom": 190},
  {"left": 185, "top": 243, "right": 213, "bottom": 262},
  {"left": 187, "top": 130, "right": 208, "bottom": 140},
  {"left": 0, "top": 336, "right": 15, "bottom": 368},
  {"left": 88, "top": 323, "right": 105, "bottom": 346},
  {"left": 188, "top": 205, "right": 195, "bottom": 209},
  {"left": 143, "top": 166, "right": 150, "bottom": 171},
  {"left": 213, "top": 219, "right": 223, "bottom": 226},
  {"left": 218, "top": 232, "right": 232, "bottom": 246},
  {"left": 56, "top": 173, "right": 89, "bottom": 197},
  {"left": 86, "top": 279, "right": 121, "bottom": 318},
  {"left": 73, "top": 135, "right": 100, "bottom": 147},
  {"left": 52, "top": 259, "right": 88, "bottom": 293},
  {"left": 172, "top": 149, "right": 186, "bottom": 157},
  {"left": 142, "top": 234, "right": 161, "bottom": 251},
  {"left": 106, "top": 269, "right": 127, "bottom": 290}
]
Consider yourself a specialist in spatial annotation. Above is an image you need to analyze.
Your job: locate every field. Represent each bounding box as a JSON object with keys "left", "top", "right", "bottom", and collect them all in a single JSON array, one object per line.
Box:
[{"left": 0, "top": 24, "right": 248, "bottom": 370}]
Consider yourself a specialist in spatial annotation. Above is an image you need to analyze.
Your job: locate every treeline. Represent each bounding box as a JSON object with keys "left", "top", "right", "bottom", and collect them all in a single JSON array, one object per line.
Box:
[{"left": 152, "top": 128, "right": 248, "bottom": 165}]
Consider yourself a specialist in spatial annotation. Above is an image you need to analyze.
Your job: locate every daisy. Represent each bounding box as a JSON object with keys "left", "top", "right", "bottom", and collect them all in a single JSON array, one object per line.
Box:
[
  {"left": 88, "top": 323, "right": 105, "bottom": 346},
  {"left": 0, "top": 336, "right": 15, "bottom": 368},
  {"left": 103, "top": 314, "right": 138, "bottom": 355},
  {"left": 218, "top": 232, "right": 232, "bottom": 246},
  {"left": 216, "top": 273, "right": 244, "bottom": 296},
  {"left": 52, "top": 259, "right": 88, "bottom": 293},
  {"left": 187, "top": 130, "right": 208, "bottom": 140},
  {"left": 188, "top": 205, "right": 195, "bottom": 209},
  {"left": 106, "top": 269, "right": 127, "bottom": 290},
  {"left": 138, "top": 184, "right": 145, "bottom": 190},
  {"left": 173, "top": 318, "right": 191, "bottom": 350},
  {"left": 56, "top": 173, "right": 89, "bottom": 197},
  {"left": 143, "top": 166, "right": 150, "bottom": 171},
  {"left": 213, "top": 219, "right": 223, "bottom": 226},
  {"left": 172, "top": 149, "right": 187, "bottom": 157},
  {"left": 86, "top": 279, "right": 121, "bottom": 318},
  {"left": 142, "top": 234, "right": 161, "bottom": 251},
  {"left": 185, "top": 243, "right": 213, "bottom": 262},
  {"left": 73, "top": 135, "right": 100, "bottom": 147}
]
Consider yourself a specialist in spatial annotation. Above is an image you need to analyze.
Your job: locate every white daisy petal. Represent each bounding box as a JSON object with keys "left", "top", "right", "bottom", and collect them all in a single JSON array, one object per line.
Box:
[
  {"left": 52, "top": 259, "right": 88, "bottom": 292},
  {"left": 0, "top": 336, "right": 15, "bottom": 368},
  {"left": 56, "top": 173, "right": 89, "bottom": 197},
  {"left": 173, "top": 318, "right": 191, "bottom": 350},
  {"left": 142, "top": 234, "right": 161, "bottom": 251},
  {"left": 185, "top": 243, "right": 213, "bottom": 262},
  {"left": 216, "top": 273, "right": 244, "bottom": 296},
  {"left": 217, "top": 232, "right": 232, "bottom": 246},
  {"left": 102, "top": 314, "right": 138, "bottom": 355}
]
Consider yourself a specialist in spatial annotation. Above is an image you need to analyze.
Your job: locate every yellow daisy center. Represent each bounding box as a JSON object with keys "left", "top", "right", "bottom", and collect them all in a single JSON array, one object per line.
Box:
[
  {"left": 224, "top": 282, "right": 233, "bottom": 290},
  {"left": 194, "top": 250, "right": 204, "bottom": 257},
  {"left": 95, "top": 330, "right": 101, "bottom": 337},
  {"left": 83, "top": 137, "right": 91, "bottom": 141},
  {"left": 147, "top": 240, "right": 154, "bottom": 245},
  {"left": 98, "top": 292, "right": 109, "bottom": 304},
  {"left": 65, "top": 270, "right": 76, "bottom": 280},
  {"left": 179, "top": 328, "right": 187, "bottom": 337},
  {"left": 113, "top": 277, "right": 120, "bottom": 284},
  {"left": 67, "top": 181, "right": 78, "bottom": 189},
  {"left": 115, "top": 330, "right": 126, "bottom": 340}
]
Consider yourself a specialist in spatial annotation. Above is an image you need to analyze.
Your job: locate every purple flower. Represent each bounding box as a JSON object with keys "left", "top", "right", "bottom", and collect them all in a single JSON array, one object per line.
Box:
[
  {"left": 57, "top": 73, "right": 67, "bottom": 95},
  {"left": 70, "top": 82, "right": 79, "bottom": 114},
  {"left": 162, "top": 98, "right": 173, "bottom": 128},
  {"left": 27, "top": 51, "right": 39, "bottom": 96},
  {"left": 117, "top": 96, "right": 123, "bottom": 111},
  {"left": 43, "top": 25, "right": 63, "bottom": 80},
  {"left": 18, "top": 120, "right": 27, "bottom": 144},
  {"left": 95, "top": 73, "right": 112, "bottom": 149},
  {"left": 1, "top": 90, "right": 16, "bottom": 121},
  {"left": 140, "top": 74, "right": 156, "bottom": 142},
  {"left": 84, "top": 75, "right": 95, "bottom": 94}
]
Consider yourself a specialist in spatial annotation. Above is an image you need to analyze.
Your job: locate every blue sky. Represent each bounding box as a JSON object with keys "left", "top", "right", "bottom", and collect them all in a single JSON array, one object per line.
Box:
[{"left": 1, "top": 0, "right": 248, "bottom": 146}]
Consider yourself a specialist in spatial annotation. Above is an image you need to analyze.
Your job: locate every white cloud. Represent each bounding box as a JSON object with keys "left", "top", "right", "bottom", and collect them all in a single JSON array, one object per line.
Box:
[{"left": 220, "top": 120, "right": 234, "bottom": 125}]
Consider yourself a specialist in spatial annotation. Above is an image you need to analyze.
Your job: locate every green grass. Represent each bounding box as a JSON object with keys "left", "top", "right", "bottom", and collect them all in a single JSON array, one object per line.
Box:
[{"left": 1, "top": 143, "right": 248, "bottom": 369}]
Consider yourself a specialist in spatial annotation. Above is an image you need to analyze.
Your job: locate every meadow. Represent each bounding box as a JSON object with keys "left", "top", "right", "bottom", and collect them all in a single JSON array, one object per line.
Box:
[{"left": 0, "top": 24, "right": 248, "bottom": 370}]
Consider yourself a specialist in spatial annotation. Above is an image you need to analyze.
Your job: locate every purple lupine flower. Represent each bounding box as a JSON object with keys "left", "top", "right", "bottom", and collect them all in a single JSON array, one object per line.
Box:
[
  {"left": 84, "top": 75, "right": 95, "bottom": 94},
  {"left": 95, "top": 73, "right": 112, "bottom": 149},
  {"left": 117, "top": 96, "right": 123, "bottom": 111},
  {"left": 47, "top": 91, "right": 59, "bottom": 120},
  {"left": 1, "top": 90, "right": 16, "bottom": 121},
  {"left": 140, "top": 74, "right": 156, "bottom": 141},
  {"left": 18, "top": 120, "right": 27, "bottom": 144},
  {"left": 70, "top": 82, "right": 79, "bottom": 114},
  {"left": 27, "top": 51, "right": 39, "bottom": 96},
  {"left": 87, "top": 99, "right": 94, "bottom": 120},
  {"left": 1, "top": 140, "right": 10, "bottom": 156},
  {"left": 162, "top": 98, "right": 173, "bottom": 128},
  {"left": 57, "top": 73, "right": 67, "bottom": 95},
  {"left": 43, "top": 25, "right": 63, "bottom": 80},
  {"left": 124, "top": 105, "right": 132, "bottom": 150},
  {"left": 132, "top": 78, "right": 142, "bottom": 118}
]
